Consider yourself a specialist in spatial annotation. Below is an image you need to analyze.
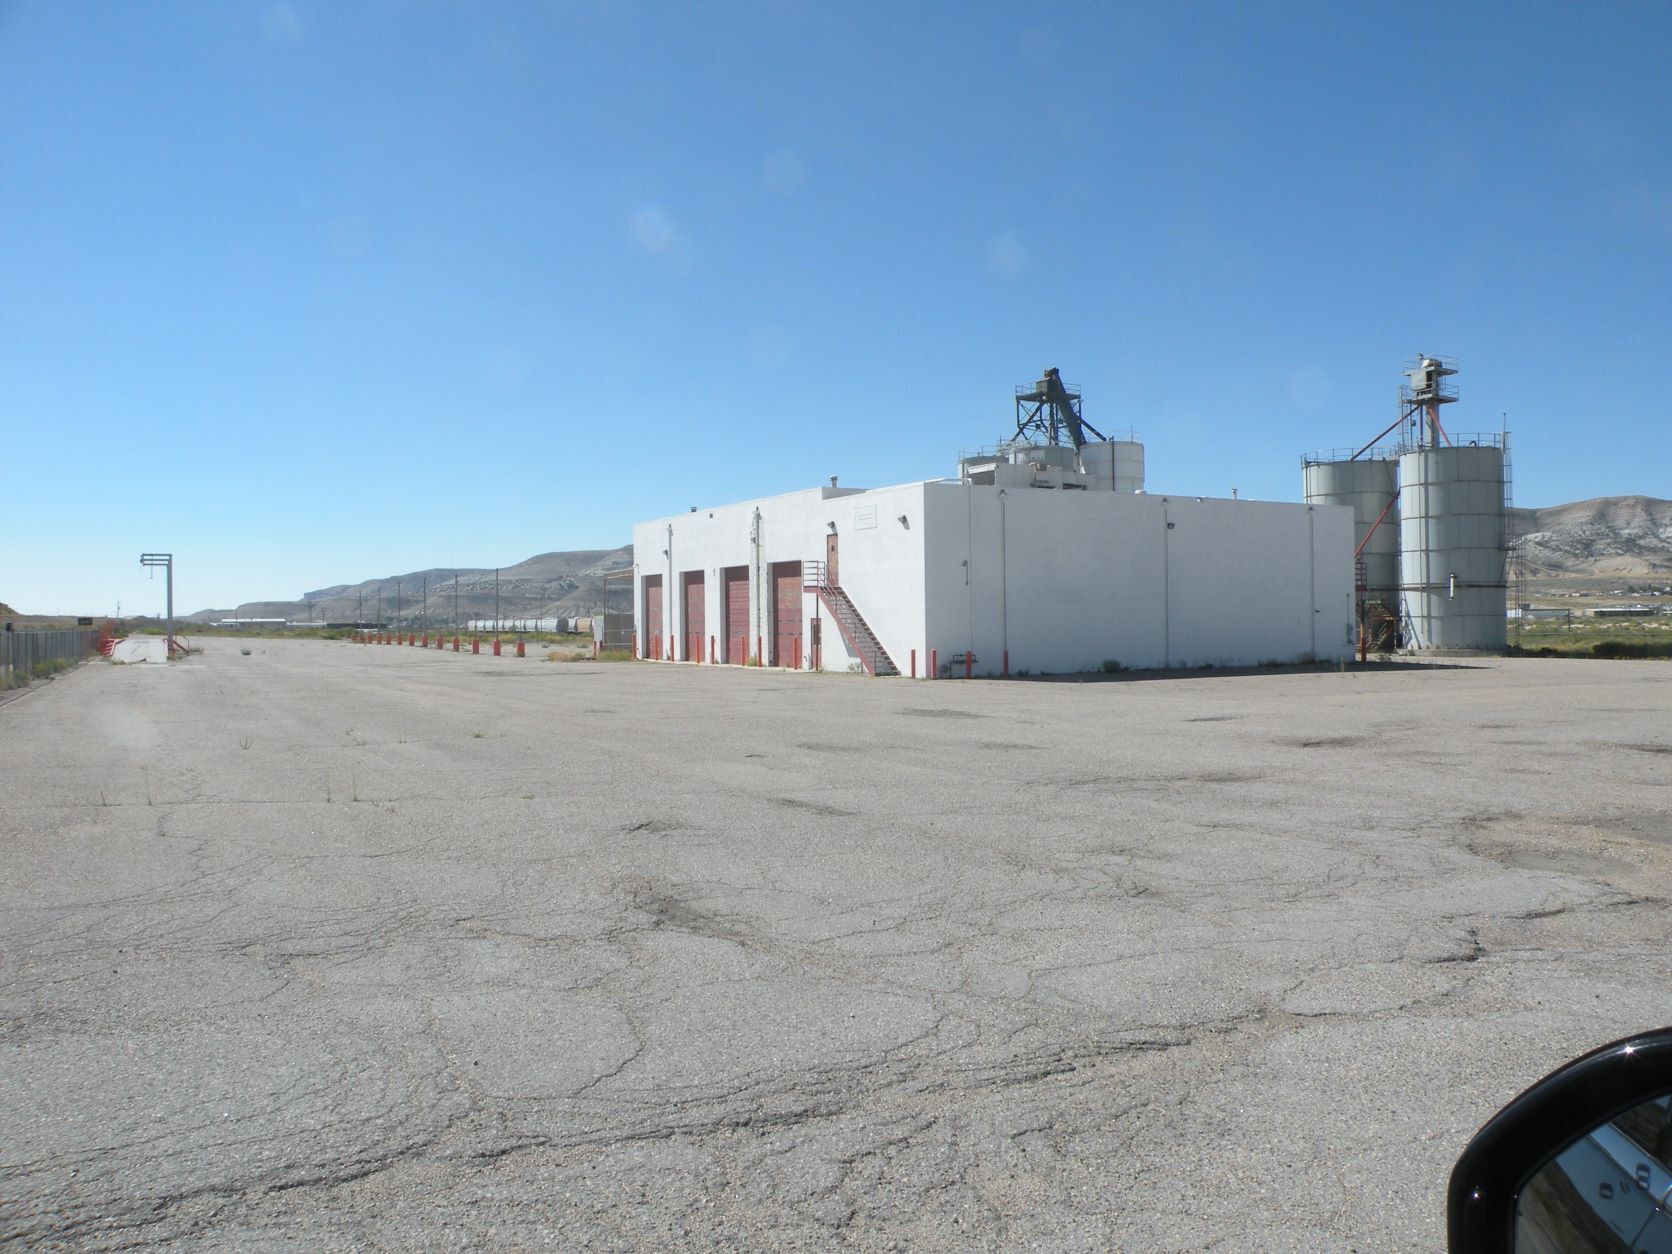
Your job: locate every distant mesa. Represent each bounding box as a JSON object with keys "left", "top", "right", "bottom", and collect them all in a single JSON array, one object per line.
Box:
[
  {"left": 188, "top": 545, "right": 634, "bottom": 624},
  {"left": 1513, "top": 496, "right": 1672, "bottom": 582}
]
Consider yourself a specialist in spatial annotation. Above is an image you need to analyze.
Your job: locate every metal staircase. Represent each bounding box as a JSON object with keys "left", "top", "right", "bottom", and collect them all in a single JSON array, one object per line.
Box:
[{"left": 802, "top": 561, "right": 900, "bottom": 676}]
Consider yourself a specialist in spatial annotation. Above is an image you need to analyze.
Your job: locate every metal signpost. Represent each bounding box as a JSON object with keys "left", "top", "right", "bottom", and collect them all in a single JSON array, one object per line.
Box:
[{"left": 139, "top": 552, "right": 174, "bottom": 658}]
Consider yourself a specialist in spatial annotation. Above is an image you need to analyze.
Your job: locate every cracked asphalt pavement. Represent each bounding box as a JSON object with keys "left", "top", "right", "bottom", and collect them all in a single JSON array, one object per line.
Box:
[{"left": 3, "top": 640, "right": 1671, "bottom": 1249}]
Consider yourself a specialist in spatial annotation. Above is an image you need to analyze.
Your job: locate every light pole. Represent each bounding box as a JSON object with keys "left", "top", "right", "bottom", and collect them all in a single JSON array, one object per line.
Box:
[{"left": 139, "top": 553, "right": 173, "bottom": 657}]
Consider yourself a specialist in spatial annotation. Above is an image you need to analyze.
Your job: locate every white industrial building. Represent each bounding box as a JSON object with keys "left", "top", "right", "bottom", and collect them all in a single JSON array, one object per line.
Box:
[{"left": 632, "top": 370, "right": 1354, "bottom": 677}]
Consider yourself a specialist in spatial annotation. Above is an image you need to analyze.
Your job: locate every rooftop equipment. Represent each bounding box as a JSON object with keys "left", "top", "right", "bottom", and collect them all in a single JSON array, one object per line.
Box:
[
  {"left": 1013, "top": 368, "right": 1104, "bottom": 450},
  {"left": 960, "top": 368, "right": 1145, "bottom": 493}
]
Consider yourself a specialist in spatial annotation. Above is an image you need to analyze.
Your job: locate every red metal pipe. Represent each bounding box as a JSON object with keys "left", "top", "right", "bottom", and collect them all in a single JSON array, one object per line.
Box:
[{"left": 1354, "top": 490, "right": 1401, "bottom": 561}]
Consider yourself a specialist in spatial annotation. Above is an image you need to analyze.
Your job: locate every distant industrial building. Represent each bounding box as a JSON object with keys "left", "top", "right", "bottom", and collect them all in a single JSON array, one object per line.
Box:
[{"left": 633, "top": 369, "right": 1354, "bottom": 676}]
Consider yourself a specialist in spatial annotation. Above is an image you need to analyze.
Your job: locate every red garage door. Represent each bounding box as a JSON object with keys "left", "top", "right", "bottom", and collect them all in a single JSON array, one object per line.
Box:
[
  {"left": 772, "top": 561, "right": 802, "bottom": 668},
  {"left": 642, "top": 574, "right": 663, "bottom": 660},
  {"left": 723, "top": 566, "right": 749, "bottom": 664},
  {"left": 682, "top": 570, "right": 705, "bottom": 663}
]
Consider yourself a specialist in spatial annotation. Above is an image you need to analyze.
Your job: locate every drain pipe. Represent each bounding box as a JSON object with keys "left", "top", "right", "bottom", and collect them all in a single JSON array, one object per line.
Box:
[
  {"left": 998, "top": 489, "right": 1008, "bottom": 670},
  {"left": 751, "top": 508, "right": 762, "bottom": 664}
]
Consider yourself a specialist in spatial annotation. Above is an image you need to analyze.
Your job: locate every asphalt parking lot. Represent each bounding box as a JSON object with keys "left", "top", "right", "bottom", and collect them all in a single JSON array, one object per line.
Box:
[{"left": 3, "top": 640, "right": 1671, "bottom": 1250}]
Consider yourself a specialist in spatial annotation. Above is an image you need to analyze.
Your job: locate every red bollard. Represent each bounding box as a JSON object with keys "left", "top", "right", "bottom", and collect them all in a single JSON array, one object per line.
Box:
[
  {"left": 793, "top": 635, "right": 800, "bottom": 669},
  {"left": 1003, "top": 650, "right": 1009, "bottom": 678},
  {"left": 472, "top": 637, "right": 480, "bottom": 654},
  {"left": 910, "top": 648, "right": 916, "bottom": 678},
  {"left": 929, "top": 648, "right": 937, "bottom": 679},
  {"left": 964, "top": 651, "right": 972, "bottom": 679},
  {"left": 452, "top": 636, "right": 460, "bottom": 651},
  {"left": 709, "top": 635, "right": 716, "bottom": 665},
  {"left": 515, "top": 639, "right": 525, "bottom": 658},
  {"left": 492, "top": 638, "right": 501, "bottom": 657},
  {"left": 756, "top": 636, "right": 763, "bottom": 667},
  {"left": 592, "top": 640, "right": 599, "bottom": 660}
]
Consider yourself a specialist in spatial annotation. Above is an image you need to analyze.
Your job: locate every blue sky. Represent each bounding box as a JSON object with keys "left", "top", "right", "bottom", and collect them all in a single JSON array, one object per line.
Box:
[{"left": 4, "top": 1, "right": 1668, "bottom": 615}]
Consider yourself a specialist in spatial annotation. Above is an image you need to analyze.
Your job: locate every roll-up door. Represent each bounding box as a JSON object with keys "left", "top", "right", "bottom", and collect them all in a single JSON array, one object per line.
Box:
[
  {"left": 681, "top": 570, "right": 705, "bottom": 662},
  {"left": 642, "top": 574, "right": 663, "bottom": 659},
  {"left": 723, "top": 566, "right": 749, "bottom": 664},
  {"left": 772, "top": 561, "right": 802, "bottom": 668}
]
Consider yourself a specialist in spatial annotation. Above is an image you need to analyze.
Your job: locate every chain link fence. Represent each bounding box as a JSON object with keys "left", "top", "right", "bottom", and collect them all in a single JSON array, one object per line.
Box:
[{"left": 1, "top": 629, "right": 99, "bottom": 685}]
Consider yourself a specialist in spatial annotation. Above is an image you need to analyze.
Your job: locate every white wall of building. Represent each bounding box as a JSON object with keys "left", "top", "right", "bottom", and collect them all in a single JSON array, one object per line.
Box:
[
  {"left": 636, "top": 480, "right": 1353, "bottom": 676},
  {"left": 921, "top": 485, "right": 1352, "bottom": 674}
]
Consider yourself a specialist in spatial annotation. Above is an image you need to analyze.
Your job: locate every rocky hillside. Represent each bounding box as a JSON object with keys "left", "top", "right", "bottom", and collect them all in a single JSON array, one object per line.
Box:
[
  {"left": 189, "top": 546, "right": 633, "bottom": 624},
  {"left": 1512, "top": 496, "right": 1672, "bottom": 581}
]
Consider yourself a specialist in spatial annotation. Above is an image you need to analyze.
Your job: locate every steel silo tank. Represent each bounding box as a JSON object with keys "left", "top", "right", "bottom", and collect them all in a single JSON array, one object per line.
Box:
[
  {"left": 1303, "top": 457, "right": 1400, "bottom": 600},
  {"left": 1397, "top": 443, "right": 1507, "bottom": 651},
  {"left": 1110, "top": 441, "right": 1145, "bottom": 494}
]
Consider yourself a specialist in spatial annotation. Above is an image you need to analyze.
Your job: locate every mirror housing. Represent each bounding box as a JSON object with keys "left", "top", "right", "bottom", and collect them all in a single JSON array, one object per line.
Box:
[{"left": 1449, "top": 1027, "right": 1672, "bottom": 1252}]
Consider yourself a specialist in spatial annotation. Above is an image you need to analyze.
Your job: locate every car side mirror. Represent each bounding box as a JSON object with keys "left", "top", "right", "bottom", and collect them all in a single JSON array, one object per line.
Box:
[{"left": 1449, "top": 1027, "right": 1672, "bottom": 1252}]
